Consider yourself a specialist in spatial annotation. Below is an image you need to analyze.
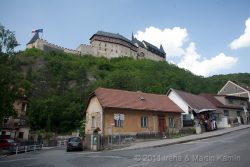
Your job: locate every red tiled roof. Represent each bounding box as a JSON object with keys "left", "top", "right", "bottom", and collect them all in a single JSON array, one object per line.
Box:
[
  {"left": 171, "top": 89, "right": 216, "bottom": 111},
  {"left": 200, "top": 93, "right": 246, "bottom": 110},
  {"left": 94, "top": 88, "right": 183, "bottom": 113}
]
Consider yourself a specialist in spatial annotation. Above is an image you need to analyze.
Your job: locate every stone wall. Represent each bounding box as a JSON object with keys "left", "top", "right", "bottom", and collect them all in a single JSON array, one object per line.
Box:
[
  {"left": 27, "top": 36, "right": 166, "bottom": 61},
  {"left": 138, "top": 47, "right": 165, "bottom": 61},
  {"left": 90, "top": 40, "right": 137, "bottom": 59},
  {"left": 27, "top": 39, "right": 80, "bottom": 55}
]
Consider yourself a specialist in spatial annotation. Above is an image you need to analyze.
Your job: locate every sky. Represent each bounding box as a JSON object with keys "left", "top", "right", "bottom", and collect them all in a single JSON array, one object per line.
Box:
[{"left": 1, "top": 0, "right": 250, "bottom": 77}]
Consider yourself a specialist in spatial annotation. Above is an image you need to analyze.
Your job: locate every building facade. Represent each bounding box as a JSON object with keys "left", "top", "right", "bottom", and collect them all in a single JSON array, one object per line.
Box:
[
  {"left": 201, "top": 94, "right": 250, "bottom": 127},
  {"left": 218, "top": 80, "right": 250, "bottom": 102},
  {"left": 167, "top": 88, "right": 216, "bottom": 127},
  {"left": 84, "top": 88, "right": 182, "bottom": 150},
  {"left": 0, "top": 89, "right": 30, "bottom": 140}
]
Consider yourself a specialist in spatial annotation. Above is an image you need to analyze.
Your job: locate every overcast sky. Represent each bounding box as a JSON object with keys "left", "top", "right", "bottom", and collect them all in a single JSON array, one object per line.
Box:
[{"left": 1, "top": 0, "right": 250, "bottom": 77}]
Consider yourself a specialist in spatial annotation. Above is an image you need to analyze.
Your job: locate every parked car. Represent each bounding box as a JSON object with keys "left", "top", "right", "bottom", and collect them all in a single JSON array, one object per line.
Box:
[
  {"left": 66, "top": 137, "right": 82, "bottom": 152},
  {"left": 0, "top": 139, "right": 19, "bottom": 152}
]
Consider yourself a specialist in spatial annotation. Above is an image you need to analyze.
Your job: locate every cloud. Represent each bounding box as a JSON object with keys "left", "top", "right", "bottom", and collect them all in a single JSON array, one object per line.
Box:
[
  {"left": 178, "top": 42, "right": 238, "bottom": 76},
  {"left": 230, "top": 17, "right": 250, "bottom": 49},
  {"left": 135, "top": 26, "right": 188, "bottom": 57}
]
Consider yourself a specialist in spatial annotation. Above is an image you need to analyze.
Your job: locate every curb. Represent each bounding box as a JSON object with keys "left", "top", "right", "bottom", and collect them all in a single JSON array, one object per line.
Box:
[
  {"left": 0, "top": 155, "right": 7, "bottom": 159},
  {"left": 112, "top": 126, "right": 250, "bottom": 151}
]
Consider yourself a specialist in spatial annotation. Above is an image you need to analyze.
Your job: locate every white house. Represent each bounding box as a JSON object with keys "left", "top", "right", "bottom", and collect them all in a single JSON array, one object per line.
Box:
[{"left": 167, "top": 88, "right": 216, "bottom": 127}]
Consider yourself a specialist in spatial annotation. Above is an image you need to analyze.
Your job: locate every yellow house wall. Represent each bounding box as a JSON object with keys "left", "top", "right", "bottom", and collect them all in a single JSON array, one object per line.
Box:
[{"left": 103, "top": 109, "right": 181, "bottom": 136}]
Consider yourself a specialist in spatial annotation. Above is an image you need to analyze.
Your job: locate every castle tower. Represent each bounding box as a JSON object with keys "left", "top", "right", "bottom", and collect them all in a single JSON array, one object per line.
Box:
[{"left": 26, "top": 32, "right": 40, "bottom": 48}]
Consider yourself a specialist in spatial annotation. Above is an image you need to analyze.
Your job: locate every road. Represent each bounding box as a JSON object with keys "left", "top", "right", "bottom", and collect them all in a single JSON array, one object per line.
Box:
[{"left": 1, "top": 128, "right": 250, "bottom": 167}]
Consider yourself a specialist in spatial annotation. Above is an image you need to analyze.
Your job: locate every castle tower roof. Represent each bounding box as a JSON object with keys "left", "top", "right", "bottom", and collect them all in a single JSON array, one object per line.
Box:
[{"left": 27, "top": 32, "right": 39, "bottom": 45}]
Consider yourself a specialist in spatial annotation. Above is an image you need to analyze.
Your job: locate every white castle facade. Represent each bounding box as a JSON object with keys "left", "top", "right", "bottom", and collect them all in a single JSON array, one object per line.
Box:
[{"left": 26, "top": 31, "right": 166, "bottom": 61}]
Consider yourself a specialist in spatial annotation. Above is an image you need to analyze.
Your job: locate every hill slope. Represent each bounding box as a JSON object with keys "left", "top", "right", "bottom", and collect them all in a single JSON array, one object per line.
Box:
[{"left": 12, "top": 49, "right": 250, "bottom": 133}]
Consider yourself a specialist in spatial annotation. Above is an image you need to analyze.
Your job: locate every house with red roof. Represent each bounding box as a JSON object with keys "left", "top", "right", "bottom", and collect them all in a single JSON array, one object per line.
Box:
[
  {"left": 201, "top": 94, "right": 250, "bottom": 127},
  {"left": 167, "top": 88, "right": 216, "bottom": 128},
  {"left": 84, "top": 88, "right": 183, "bottom": 150}
]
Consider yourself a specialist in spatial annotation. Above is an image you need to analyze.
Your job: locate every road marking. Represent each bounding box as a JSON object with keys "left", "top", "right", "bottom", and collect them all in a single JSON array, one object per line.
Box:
[{"left": 0, "top": 157, "right": 37, "bottom": 163}]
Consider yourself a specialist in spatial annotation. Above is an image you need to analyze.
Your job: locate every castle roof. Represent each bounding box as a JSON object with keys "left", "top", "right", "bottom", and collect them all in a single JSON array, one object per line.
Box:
[
  {"left": 131, "top": 33, "right": 166, "bottom": 58},
  {"left": 90, "top": 31, "right": 135, "bottom": 46},
  {"left": 142, "top": 40, "right": 166, "bottom": 58},
  {"left": 27, "top": 32, "right": 39, "bottom": 45}
]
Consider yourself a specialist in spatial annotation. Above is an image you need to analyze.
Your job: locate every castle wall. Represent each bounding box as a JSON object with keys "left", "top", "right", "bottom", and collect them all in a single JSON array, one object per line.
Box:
[
  {"left": 138, "top": 47, "right": 165, "bottom": 61},
  {"left": 27, "top": 39, "right": 80, "bottom": 55},
  {"left": 90, "top": 40, "right": 137, "bottom": 59},
  {"left": 27, "top": 33, "right": 166, "bottom": 62}
]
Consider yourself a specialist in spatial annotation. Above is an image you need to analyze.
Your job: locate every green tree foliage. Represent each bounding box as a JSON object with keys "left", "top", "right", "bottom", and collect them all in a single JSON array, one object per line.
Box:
[
  {"left": 0, "top": 24, "right": 19, "bottom": 122},
  {"left": 0, "top": 24, "right": 19, "bottom": 54},
  {"left": 7, "top": 48, "right": 250, "bottom": 133}
]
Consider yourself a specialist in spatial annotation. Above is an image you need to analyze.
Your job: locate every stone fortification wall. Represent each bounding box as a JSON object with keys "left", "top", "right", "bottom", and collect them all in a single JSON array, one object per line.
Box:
[
  {"left": 138, "top": 47, "right": 165, "bottom": 61},
  {"left": 27, "top": 39, "right": 80, "bottom": 55}
]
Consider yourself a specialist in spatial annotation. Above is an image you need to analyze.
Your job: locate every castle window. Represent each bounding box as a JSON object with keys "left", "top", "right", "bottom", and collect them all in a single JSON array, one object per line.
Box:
[
  {"left": 116, "top": 50, "right": 118, "bottom": 53},
  {"left": 105, "top": 48, "right": 107, "bottom": 51}
]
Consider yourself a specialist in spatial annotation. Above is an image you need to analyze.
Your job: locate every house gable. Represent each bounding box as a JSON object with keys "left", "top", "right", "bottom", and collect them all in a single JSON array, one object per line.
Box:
[
  {"left": 167, "top": 89, "right": 190, "bottom": 114},
  {"left": 218, "top": 81, "right": 250, "bottom": 101},
  {"left": 85, "top": 96, "right": 103, "bottom": 135}
]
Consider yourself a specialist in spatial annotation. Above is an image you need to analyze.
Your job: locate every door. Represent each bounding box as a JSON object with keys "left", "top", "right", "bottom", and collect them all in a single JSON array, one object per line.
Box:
[{"left": 158, "top": 116, "right": 166, "bottom": 136}]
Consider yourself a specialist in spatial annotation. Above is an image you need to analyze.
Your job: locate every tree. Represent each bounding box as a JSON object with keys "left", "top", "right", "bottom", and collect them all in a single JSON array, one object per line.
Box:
[
  {"left": 0, "top": 24, "right": 19, "bottom": 54},
  {"left": 0, "top": 24, "right": 19, "bottom": 122}
]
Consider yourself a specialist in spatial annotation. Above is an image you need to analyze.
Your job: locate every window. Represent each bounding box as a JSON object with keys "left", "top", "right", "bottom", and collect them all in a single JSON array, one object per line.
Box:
[
  {"left": 237, "top": 111, "right": 241, "bottom": 117},
  {"left": 21, "top": 103, "right": 26, "bottom": 111},
  {"left": 224, "top": 110, "right": 229, "bottom": 116},
  {"left": 114, "top": 114, "right": 124, "bottom": 127},
  {"left": 114, "top": 119, "right": 123, "bottom": 127},
  {"left": 169, "top": 117, "right": 174, "bottom": 128},
  {"left": 141, "top": 116, "right": 148, "bottom": 128},
  {"left": 91, "top": 116, "right": 96, "bottom": 128},
  {"left": 3, "top": 118, "right": 8, "bottom": 124},
  {"left": 228, "top": 99, "right": 233, "bottom": 104},
  {"left": 18, "top": 132, "right": 24, "bottom": 139}
]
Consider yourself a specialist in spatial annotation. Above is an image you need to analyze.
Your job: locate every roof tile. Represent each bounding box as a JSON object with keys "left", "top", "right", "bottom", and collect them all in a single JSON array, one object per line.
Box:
[{"left": 94, "top": 88, "right": 182, "bottom": 113}]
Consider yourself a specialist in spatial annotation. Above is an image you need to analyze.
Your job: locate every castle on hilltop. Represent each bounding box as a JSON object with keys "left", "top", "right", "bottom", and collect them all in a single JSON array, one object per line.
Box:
[{"left": 26, "top": 31, "right": 166, "bottom": 61}]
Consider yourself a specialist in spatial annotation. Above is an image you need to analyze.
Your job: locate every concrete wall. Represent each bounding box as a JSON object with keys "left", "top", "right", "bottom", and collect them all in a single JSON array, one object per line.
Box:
[{"left": 18, "top": 127, "right": 30, "bottom": 140}]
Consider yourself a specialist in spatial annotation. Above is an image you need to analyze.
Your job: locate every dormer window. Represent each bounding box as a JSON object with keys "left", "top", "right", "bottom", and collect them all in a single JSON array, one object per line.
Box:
[{"left": 139, "top": 96, "right": 145, "bottom": 100}]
